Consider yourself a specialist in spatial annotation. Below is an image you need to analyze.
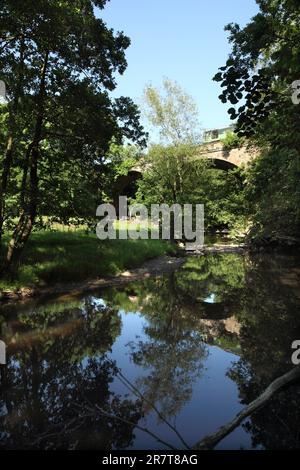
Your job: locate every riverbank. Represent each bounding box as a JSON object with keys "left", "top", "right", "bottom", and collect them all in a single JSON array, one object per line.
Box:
[
  {"left": 0, "top": 240, "right": 245, "bottom": 302},
  {"left": 0, "top": 231, "right": 176, "bottom": 300},
  {"left": 0, "top": 255, "right": 186, "bottom": 302}
]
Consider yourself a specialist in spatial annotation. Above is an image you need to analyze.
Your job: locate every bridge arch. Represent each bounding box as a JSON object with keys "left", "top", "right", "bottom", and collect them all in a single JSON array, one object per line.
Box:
[
  {"left": 113, "top": 142, "right": 254, "bottom": 206},
  {"left": 199, "top": 142, "right": 255, "bottom": 169},
  {"left": 114, "top": 170, "right": 142, "bottom": 197},
  {"left": 113, "top": 170, "right": 142, "bottom": 213},
  {"left": 207, "top": 158, "right": 238, "bottom": 171}
]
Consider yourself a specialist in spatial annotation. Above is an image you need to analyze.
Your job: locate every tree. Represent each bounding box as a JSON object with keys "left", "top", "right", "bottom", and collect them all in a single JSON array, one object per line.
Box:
[
  {"left": 213, "top": 0, "right": 300, "bottom": 142},
  {"left": 136, "top": 143, "right": 207, "bottom": 206},
  {"left": 136, "top": 79, "right": 247, "bottom": 237},
  {"left": 0, "top": 0, "right": 146, "bottom": 273},
  {"left": 221, "top": 131, "right": 244, "bottom": 151},
  {"left": 214, "top": 0, "right": 300, "bottom": 241},
  {"left": 137, "top": 80, "right": 205, "bottom": 240},
  {"left": 143, "top": 78, "right": 202, "bottom": 145}
]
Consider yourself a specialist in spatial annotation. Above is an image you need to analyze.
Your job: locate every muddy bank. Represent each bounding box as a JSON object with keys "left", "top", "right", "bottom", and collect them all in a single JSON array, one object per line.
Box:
[
  {"left": 195, "top": 244, "right": 246, "bottom": 254},
  {"left": 0, "top": 255, "right": 185, "bottom": 303},
  {"left": 0, "top": 245, "right": 246, "bottom": 303},
  {"left": 248, "top": 235, "right": 300, "bottom": 250}
]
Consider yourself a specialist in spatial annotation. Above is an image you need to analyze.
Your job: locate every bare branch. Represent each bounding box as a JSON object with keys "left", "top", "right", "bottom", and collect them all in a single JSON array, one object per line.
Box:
[{"left": 193, "top": 365, "right": 300, "bottom": 450}]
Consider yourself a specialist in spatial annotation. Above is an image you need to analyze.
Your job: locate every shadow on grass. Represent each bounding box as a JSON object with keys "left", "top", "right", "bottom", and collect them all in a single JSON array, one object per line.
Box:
[{"left": 0, "top": 230, "right": 175, "bottom": 290}]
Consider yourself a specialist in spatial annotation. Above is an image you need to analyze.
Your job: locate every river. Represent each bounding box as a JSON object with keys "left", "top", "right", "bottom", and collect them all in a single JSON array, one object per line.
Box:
[{"left": 0, "top": 250, "right": 300, "bottom": 449}]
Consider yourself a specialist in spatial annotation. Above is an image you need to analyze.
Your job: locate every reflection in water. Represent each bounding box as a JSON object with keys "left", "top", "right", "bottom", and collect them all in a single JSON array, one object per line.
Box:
[
  {"left": 203, "top": 293, "right": 217, "bottom": 304},
  {"left": 0, "top": 251, "right": 300, "bottom": 449},
  {"left": 0, "top": 299, "right": 142, "bottom": 449}
]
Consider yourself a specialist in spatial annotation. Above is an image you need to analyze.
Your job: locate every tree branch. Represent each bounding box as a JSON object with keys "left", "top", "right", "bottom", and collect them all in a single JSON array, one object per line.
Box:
[{"left": 193, "top": 365, "right": 300, "bottom": 450}]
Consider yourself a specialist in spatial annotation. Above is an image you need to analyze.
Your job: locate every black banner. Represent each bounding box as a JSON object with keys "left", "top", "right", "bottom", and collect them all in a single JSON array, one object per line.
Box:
[{"left": 0, "top": 450, "right": 297, "bottom": 466}]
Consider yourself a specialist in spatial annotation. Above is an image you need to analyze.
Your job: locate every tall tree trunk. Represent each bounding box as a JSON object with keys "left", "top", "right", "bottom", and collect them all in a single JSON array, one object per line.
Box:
[
  {"left": 0, "top": 137, "right": 14, "bottom": 243},
  {"left": 1, "top": 51, "right": 49, "bottom": 274},
  {"left": 0, "top": 35, "right": 25, "bottom": 244}
]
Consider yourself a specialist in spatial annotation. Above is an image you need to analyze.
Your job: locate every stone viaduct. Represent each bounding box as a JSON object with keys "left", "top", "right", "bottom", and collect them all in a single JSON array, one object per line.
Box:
[{"left": 114, "top": 138, "right": 256, "bottom": 200}]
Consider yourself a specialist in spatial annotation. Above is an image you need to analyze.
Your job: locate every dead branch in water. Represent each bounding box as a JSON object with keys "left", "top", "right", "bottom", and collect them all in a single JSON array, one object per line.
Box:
[{"left": 193, "top": 365, "right": 300, "bottom": 450}]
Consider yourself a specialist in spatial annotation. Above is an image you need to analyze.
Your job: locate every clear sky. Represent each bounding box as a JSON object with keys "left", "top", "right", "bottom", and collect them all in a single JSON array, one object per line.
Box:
[{"left": 99, "top": 0, "right": 259, "bottom": 135}]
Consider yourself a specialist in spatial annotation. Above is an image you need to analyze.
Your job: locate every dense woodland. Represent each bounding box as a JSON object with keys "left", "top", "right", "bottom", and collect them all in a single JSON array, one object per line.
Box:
[
  {"left": 0, "top": 0, "right": 300, "bottom": 284},
  {"left": 1, "top": 0, "right": 300, "bottom": 454}
]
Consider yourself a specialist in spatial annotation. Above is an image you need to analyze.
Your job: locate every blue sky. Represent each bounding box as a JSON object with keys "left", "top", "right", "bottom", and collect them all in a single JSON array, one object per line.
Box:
[{"left": 99, "top": 0, "right": 259, "bottom": 135}]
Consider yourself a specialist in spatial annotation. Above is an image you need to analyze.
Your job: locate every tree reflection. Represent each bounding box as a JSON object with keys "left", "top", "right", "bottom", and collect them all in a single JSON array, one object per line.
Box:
[
  {"left": 103, "top": 251, "right": 300, "bottom": 448},
  {"left": 107, "top": 272, "right": 208, "bottom": 420},
  {"left": 100, "top": 255, "right": 246, "bottom": 421},
  {"left": 0, "top": 297, "right": 142, "bottom": 449},
  {"left": 1, "top": 251, "right": 300, "bottom": 449},
  {"left": 227, "top": 252, "right": 300, "bottom": 449}
]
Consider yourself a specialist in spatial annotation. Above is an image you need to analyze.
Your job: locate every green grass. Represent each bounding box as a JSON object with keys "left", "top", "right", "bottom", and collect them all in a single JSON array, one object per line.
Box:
[
  {"left": 214, "top": 335, "right": 241, "bottom": 355},
  {"left": 0, "top": 230, "right": 176, "bottom": 291}
]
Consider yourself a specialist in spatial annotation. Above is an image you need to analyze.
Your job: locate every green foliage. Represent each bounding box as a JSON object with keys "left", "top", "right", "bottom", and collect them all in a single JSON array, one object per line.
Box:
[
  {"left": 135, "top": 143, "right": 207, "bottom": 205},
  {"left": 135, "top": 144, "right": 246, "bottom": 232},
  {"left": 178, "top": 253, "right": 245, "bottom": 299},
  {"left": 138, "top": 79, "right": 248, "bottom": 235},
  {"left": 214, "top": 0, "right": 300, "bottom": 139},
  {"left": 215, "top": 0, "right": 300, "bottom": 242},
  {"left": 143, "top": 78, "right": 202, "bottom": 145},
  {"left": 199, "top": 168, "right": 246, "bottom": 231},
  {"left": 0, "top": 230, "right": 175, "bottom": 290},
  {"left": 108, "top": 141, "right": 142, "bottom": 180},
  {"left": 0, "top": 0, "right": 146, "bottom": 271},
  {"left": 221, "top": 131, "right": 244, "bottom": 151},
  {"left": 245, "top": 148, "right": 300, "bottom": 239}
]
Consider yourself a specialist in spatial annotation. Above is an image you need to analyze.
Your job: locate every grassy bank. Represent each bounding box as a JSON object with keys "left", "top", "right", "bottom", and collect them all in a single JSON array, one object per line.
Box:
[{"left": 0, "top": 230, "right": 176, "bottom": 291}]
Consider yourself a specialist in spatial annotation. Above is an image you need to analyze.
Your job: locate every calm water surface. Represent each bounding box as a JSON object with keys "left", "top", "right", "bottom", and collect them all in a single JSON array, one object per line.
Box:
[{"left": 1, "top": 251, "right": 300, "bottom": 449}]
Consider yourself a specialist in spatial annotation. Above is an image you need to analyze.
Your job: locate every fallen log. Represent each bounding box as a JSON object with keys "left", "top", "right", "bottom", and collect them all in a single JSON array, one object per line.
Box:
[{"left": 193, "top": 365, "right": 300, "bottom": 450}]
